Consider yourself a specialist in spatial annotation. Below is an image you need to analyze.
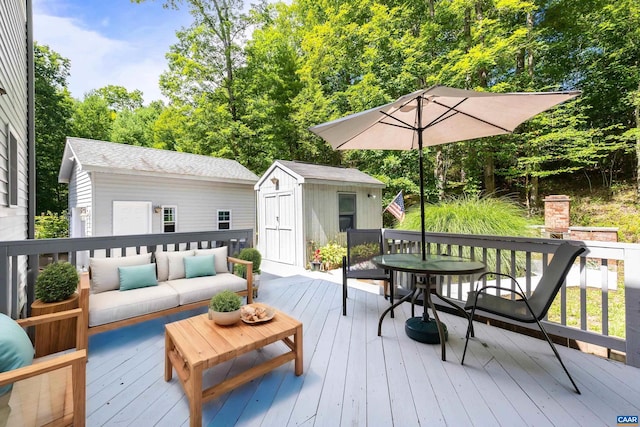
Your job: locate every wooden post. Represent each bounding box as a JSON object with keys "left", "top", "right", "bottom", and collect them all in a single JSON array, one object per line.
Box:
[{"left": 624, "top": 247, "right": 640, "bottom": 367}]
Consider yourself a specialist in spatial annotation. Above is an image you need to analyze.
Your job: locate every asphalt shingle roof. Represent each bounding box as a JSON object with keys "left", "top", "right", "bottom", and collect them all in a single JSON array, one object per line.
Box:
[
  {"left": 66, "top": 137, "right": 258, "bottom": 183},
  {"left": 277, "top": 160, "right": 384, "bottom": 186}
]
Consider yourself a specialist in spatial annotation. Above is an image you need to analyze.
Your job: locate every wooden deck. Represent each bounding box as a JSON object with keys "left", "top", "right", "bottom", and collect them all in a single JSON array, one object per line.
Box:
[{"left": 85, "top": 268, "right": 640, "bottom": 426}]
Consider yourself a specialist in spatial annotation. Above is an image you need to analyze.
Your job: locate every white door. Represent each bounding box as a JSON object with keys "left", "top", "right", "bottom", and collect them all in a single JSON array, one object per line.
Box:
[
  {"left": 263, "top": 192, "right": 295, "bottom": 264},
  {"left": 112, "top": 201, "right": 152, "bottom": 235}
]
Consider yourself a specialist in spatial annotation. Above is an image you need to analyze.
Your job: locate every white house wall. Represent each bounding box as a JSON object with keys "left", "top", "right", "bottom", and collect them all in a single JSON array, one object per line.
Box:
[
  {"left": 91, "top": 172, "right": 255, "bottom": 237},
  {"left": 68, "top": 163, "right": 92, "bottom": 237},
  {"left": 0, "top": 0, "right": 29, "bottom": 315}
]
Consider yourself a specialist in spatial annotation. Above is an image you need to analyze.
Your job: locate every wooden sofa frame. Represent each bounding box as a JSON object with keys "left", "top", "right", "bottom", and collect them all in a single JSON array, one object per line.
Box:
[
  {"left": 0, "top": 308, "right": 87, "bottom": 427},
  {"left": 79, "top": 256, "right": 253, "bottom": 350}
]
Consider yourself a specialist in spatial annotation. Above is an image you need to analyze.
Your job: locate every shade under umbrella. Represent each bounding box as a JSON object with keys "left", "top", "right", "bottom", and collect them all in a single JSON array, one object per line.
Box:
[{"left": 310, "top": 85, "right": 580, "bottom": 259}]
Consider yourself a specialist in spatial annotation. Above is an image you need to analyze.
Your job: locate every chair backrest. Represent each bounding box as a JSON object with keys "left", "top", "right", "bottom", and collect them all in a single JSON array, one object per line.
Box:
[
  {"left": 528, "top": 242, "right": 586, "bottom": 319},
  {"left": 345, "top": 229, "right": 386, "bottom": 279}
]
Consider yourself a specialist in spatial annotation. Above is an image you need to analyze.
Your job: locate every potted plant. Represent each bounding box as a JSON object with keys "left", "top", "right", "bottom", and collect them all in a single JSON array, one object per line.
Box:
[
  {"left": 35, "top": 261, "right": 79, "bottom": 303},
  {"left": 234, "top": 247, "right": 262, "bottom": 298},
  {"left": 32, "top": 261, "right": 80, "bottom": 357},
  {"left": 208, "top": 290, "right": 242, "bottom": 325},
  {"left": 310, "top": 249, "right": 322, "bottom": 271}
]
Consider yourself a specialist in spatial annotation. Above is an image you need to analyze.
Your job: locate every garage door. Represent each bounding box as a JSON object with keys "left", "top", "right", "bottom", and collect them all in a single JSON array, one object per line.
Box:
[
  {"left": 263, "top": 192, "right": 295, "bottom": 264},
  {"left": 112, "top": 201, "right": 152, "bottom": 235}
]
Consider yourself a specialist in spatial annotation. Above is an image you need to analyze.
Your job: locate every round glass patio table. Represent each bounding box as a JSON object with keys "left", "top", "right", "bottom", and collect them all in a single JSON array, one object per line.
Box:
[{"left": 372, "top": 253, "right": 485, "bottom": 361}]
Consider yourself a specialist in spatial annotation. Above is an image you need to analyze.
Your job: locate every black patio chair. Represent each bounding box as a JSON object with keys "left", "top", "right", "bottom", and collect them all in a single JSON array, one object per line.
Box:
[
  {"left": 342, "top": 229, "right": 390, "bottom": 316},
  {"left": 462, "top": 242, "right": 586, "bottom": 394}
]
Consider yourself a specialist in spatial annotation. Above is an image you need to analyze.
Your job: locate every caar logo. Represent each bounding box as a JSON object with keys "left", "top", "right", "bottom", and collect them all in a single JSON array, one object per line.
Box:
[{"left": 617, "top": 415, "right": 639, "bottom": 426}]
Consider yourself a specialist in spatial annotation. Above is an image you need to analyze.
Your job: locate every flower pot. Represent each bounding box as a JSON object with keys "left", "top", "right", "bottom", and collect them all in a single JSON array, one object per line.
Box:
[
  {"left": 311, "top": 261, "right": 321, "bottom": 271},
  {"left": 208, "top": 308, "right": 241, "bottom": 326}
]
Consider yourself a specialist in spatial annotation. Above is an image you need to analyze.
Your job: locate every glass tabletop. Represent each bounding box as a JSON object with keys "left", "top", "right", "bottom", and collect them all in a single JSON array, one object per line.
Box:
[{"left": 372, "top": 253, "right": 485, "bottom": 275}]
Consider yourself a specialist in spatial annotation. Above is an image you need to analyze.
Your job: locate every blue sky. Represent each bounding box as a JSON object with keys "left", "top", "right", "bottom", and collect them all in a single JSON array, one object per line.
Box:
[{"left": 33, "top": 0, "right": 193, "bottom": 103}]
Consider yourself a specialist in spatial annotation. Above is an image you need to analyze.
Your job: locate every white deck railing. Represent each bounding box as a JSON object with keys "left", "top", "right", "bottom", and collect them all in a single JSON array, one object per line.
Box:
[{"left": 382, "top": 229, "right": 640, "bottom": 367}]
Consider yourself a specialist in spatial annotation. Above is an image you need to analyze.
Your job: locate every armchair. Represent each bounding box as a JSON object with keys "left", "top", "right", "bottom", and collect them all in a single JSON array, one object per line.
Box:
[{"left": 0, "top": 308, "right": 87, "bottom": 426}]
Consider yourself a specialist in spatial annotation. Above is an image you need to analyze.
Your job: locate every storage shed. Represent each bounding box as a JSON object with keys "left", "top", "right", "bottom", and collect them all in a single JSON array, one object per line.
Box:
[
  {"left": 59, "top": 137, "right": 259, "bottom": 239},
  {"left": 255, "top": 160, "right": 385, "bottom": 268}
]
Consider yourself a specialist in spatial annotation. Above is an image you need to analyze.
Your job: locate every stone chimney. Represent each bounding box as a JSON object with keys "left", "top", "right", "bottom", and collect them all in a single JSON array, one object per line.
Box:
[{"left": 544, "top": 195, "right": 570, "bottom": 233}]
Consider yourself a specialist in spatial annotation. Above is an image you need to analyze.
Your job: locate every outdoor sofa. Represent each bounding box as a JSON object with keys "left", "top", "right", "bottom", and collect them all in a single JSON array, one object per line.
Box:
[{"left": 79, "top": 246, "right": 253, "bottom": 349}]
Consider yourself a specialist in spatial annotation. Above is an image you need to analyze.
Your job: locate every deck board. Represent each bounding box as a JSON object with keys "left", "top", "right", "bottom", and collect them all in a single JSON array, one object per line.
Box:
[{"left": 83, "top": 270, "right": 640, "bottom": 427}]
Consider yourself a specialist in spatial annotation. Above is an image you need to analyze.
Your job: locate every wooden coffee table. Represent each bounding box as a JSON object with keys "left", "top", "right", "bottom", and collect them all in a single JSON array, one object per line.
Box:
[{"left": 164, "top": 310, "right": 303, "bottom": 427}]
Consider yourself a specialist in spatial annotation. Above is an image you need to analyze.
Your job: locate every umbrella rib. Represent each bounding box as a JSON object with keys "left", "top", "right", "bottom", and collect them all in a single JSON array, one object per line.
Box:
[
  {"left": 430, "top": 99, "right": 512, "bottom": 133},
  {"left": 380, "top": 111, "right": 416, "bottom": 131}
]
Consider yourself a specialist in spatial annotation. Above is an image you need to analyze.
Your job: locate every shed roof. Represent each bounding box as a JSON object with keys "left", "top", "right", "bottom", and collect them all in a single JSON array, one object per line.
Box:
[
  {"left": 59, "top": 137, "right": 259, "bottom": 185},
  {"left": 257, "top": 160, "right": 384, "bottom": 188}
]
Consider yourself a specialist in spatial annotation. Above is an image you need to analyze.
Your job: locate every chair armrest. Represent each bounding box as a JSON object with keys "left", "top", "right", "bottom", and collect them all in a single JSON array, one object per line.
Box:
[
  {"left": 16, "top": 308, "right": 83, "bottom": 328},
  {"left": 475, "top": 271, "right": 526, "bottom": 296},
  {"left": 470, "top": 285, "right": 527, "bottom": 301},
  {"left": 227, "top": 256, "right": 253, "bottom": 304},
  {"left": 0, "top": 349, "right": 87, "bottom": 387}
]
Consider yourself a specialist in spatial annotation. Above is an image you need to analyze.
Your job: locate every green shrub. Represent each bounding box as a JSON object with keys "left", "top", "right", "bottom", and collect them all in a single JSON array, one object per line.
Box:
[
  {"left": 233, "top": 247, "right": 262, "bottom": 276},
  {"left": 319, "top": 242, "right": 347, "bottom": 270},
  {"left": 349, "top": 242, "right": 380, "bottom": 265},
  {"left": 35, "top": 211, "right": 69, "bottom": 239},
  {"left": 35, "top": 262, "right": 79, "bottom": 303},
  {"left": 398, "top": 195, "right": 536, "bottom": 274},
  {"left": 209, "top": 290, "right": 242, "bottom": 312}
]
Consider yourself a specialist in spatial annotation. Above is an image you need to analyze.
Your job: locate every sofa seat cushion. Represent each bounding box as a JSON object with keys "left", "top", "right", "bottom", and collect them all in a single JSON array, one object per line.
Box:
[
  {"left": 166, "top": 273, "right": 247, "bottom": 305},
  {"left": 88, "top": 283, "right": 179, "bottom": 327}
]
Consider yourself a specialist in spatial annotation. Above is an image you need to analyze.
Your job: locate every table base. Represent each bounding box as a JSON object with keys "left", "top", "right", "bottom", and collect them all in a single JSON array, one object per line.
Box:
[{"left": 405, "top": 317, "right": 448, "bottom": 344}]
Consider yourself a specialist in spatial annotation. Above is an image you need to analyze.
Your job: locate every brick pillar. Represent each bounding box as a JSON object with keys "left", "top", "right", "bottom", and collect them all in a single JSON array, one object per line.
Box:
[{"left": 544, "top": 195, "right": 570, "bottom": 233}]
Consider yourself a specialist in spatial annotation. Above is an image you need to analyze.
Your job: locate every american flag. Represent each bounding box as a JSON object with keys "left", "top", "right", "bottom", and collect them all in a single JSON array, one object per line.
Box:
[{"left": 385, "top": 191, "right": 405, "bottom": 222}]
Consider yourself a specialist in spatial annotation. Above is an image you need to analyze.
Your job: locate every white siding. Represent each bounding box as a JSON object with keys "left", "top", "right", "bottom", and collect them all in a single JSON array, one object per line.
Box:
[
  {"left": 91, "top": 173, "right": 255, "bottom": 237},
  {"left": 304, "top": 183, "right": 383, "bottom": 247},
  {"left": 0, "top": 1, "right": 29, "bottom": 316},
  {"left": 68, "top": 164, "right": 93, "bottom": 237}
]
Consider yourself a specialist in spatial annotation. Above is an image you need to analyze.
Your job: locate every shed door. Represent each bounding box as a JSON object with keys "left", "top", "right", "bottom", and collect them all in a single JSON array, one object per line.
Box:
[
  {"left": 264, "top": 192, "right": 295, "bottom": 264},
  {"left": 112, "top": 201, "right": 152, "bottom": 235}
]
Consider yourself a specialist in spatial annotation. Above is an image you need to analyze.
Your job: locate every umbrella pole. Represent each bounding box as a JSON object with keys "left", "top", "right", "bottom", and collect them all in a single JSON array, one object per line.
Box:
[{"left": 417, "top": 97, "right": 426, "bottom": 261}]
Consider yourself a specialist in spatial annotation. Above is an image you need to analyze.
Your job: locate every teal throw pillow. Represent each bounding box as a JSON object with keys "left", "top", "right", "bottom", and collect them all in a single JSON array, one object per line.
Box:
[
  {"left": 0, "top": 313, "right": 34, "bottom": 396},
  {"left": 184, "top": 255, "right": 216, "bottom": 279},
  {"left": 118, "top": 263, "right": 158, "bottom": 291}
]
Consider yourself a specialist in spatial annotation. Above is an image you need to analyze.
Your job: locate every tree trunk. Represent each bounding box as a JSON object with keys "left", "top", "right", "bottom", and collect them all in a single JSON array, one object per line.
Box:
[
  {"left": 636, "top": 80, "right": 640, "bottom": 200},
  {"left": 530, "top": 175, "right": 539, "bottom": 212},
  {"left": 435, "top": 148, "right": 445, "bottom": 201},
  {"left": 484, "top": 154, "right": 495, "bottom": 195}
]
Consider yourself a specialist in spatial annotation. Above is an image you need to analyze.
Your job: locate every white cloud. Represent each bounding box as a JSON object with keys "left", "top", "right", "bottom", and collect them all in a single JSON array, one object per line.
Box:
[{"left": 33, "top": 9, "right": 172, "bottom": 103}]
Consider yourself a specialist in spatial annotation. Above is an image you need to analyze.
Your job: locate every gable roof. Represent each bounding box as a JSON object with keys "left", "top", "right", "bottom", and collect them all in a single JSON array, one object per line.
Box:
[
  {"left": 256, "top": 160, "right": 385, "bottom": 189},
  {"left": 59, "top": 137, "right": 259, "bottom": 185}
]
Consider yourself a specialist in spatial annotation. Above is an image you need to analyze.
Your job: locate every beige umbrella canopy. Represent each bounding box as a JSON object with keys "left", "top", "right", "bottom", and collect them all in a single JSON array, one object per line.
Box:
[{"left": 309, "top": 85, "right": 580, "bottom": 259}]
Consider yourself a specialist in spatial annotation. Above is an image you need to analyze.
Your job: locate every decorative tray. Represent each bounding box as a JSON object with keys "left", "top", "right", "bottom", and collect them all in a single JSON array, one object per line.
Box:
[{"left": 241, "top": 303, "right": 275, "bottom": 324}]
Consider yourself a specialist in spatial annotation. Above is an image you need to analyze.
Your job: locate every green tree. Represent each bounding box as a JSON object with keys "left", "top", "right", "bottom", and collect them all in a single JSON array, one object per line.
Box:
[{"left": 34, "top": 43, "right": 74, "bottom": 214}]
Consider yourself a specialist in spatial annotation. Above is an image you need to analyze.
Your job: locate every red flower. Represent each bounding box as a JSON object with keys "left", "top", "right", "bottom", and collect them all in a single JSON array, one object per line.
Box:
[{"left": 313, "top": 249, "right": 322, "bottom": 262}]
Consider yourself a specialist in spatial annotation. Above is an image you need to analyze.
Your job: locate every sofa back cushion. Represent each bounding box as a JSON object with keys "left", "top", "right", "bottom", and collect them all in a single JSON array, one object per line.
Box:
[
  {"left": 119, "top": 263, "right": 158, "bottom": 291},
  {"left": 167, "top": 250, "right": 195, "bottom": 280},
  {"left": 89, "top": 253, "right": 152, "bottom": 294},
  {"left": 194, "top": 246, "right": 229, "bottom": 273},
  {"left": 155, "top": 250, "right": 194, "bottom": 281}
]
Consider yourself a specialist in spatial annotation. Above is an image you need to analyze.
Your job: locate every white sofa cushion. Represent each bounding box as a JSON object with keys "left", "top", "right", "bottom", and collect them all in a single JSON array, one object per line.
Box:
[
  {"left": 155, "top": 250, "right": 196, "bottom": 281},
  {"left": 88, "top": 283, "right": 179, "bottom": 327},
  {"left": 194, "top": 246, "right": 229, "bottom": 273},
  {"left": 166, "top": 273, "right": 247, "bottom": 305},
  {"left": 89, "top": 253, "right": 152, "bottom": 294}
]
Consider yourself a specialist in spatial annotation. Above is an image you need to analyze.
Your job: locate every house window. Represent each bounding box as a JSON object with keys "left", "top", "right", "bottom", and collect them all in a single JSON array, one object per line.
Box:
[
  {"left": 338, "top": 193, "right": 356, "bottom": 231},
  {"left": 162, "top": 206, "right": 176, "bottom": 232},
  {"left": 8, "top": 128, "right": 18, "bottom": 207},
  {"left": 217, "top": 210, "right": 231, "bottom": 230}
]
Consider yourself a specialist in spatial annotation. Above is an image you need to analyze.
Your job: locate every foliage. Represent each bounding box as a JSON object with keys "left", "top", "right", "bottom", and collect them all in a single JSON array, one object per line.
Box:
[
  {"left": 398, "top": 195, "right": 536, "bottom": 274},
  {"left": 35, "top": 211, "right": 69, "bottom": 239},
  {"left": 35, "top": 262, "right": 79, "bottom": 303},
  {"left": 209, "top": 290, "right": 242, "bottom": 312},
  {"left": 349, "top": 243, "right": 380, "bottom": 266},
  {"left": 233, "top": 247, "right": 262, "bottom": 276},
  {"left": 318, "top": 242, "right": 347, "bottom": 270},
  {"left": 34, "top": 43, "right": 74, "bottom": 214}
]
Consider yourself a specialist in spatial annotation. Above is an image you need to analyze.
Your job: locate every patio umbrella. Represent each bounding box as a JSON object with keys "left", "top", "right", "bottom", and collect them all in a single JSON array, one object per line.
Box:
[{"left": 309, "top": 85, "right": 580, "bottom": 260}]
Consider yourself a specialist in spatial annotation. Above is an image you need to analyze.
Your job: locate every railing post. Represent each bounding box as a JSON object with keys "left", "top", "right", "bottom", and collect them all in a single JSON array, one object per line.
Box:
[
  {"left": 624, "top": 247, "right": 640, "bottom": 367},
  {"left": 0, "top": 245, "right": 9, "bottom": 316}
]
